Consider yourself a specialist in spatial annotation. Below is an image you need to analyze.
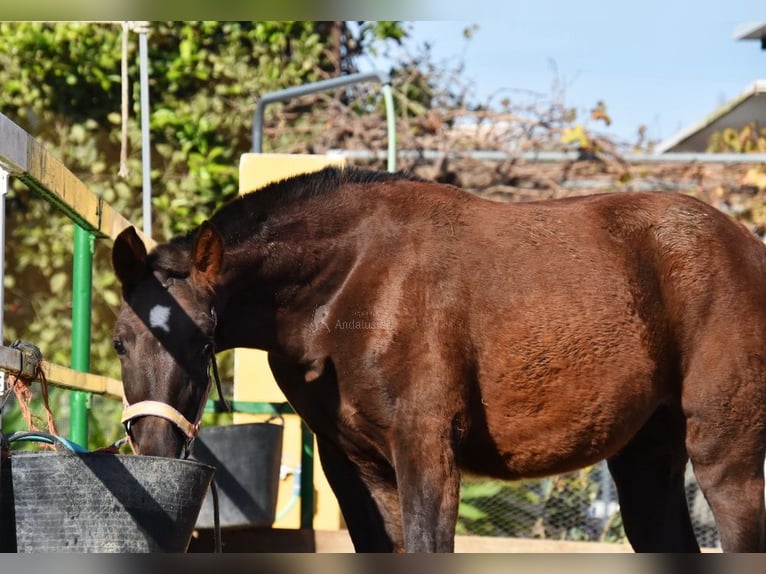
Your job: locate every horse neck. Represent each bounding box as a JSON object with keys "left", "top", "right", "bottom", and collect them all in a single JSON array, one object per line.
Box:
[{"left": 213, "top": 190, "right": 365, "bottom": 351}]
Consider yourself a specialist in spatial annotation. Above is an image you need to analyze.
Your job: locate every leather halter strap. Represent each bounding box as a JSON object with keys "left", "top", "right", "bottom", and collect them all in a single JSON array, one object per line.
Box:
[
  {"left": 121, "top": 369, "right": 213, "bottom": 457},
  {"left": 120, "top": 307, "right": 229, "bottom": 457},
  {"left": 121, "top": 399, "right": 201, "bottom": 440}
]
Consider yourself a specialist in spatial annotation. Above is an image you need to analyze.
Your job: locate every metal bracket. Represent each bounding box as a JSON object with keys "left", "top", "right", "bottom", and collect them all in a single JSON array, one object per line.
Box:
[
  {"left": 9, "top": 340, "right": 43, "bottom": 380},
  {"left": 0, "top": 340, "right": 44, "bottom": 412}
]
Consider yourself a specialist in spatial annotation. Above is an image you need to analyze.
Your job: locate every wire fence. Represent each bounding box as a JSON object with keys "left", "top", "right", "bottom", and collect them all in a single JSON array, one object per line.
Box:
[{"left": 457, "top": 461, "right": 720, "bottom": 549}]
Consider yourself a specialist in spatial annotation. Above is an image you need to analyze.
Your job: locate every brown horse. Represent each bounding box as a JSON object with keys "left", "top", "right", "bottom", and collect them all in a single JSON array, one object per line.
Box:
[{"left": 112, "top": 166, "right": 766, "bottom": 553}]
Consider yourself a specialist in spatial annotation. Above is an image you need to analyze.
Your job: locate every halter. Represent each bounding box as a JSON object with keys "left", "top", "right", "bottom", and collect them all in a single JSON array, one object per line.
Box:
[{"left": 120, "top": 307, "right": 230, "bottom": 458}]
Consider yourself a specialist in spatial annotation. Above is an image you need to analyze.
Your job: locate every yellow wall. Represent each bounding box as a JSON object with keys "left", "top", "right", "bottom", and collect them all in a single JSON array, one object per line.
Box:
[{"left": 234, "top": 153, "right": 345, "bottom": 530}]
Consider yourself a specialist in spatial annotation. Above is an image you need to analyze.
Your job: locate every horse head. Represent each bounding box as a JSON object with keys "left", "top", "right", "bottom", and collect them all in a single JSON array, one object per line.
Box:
[{"left": 111, "top": 223, "right": 224, "bottom": 458}]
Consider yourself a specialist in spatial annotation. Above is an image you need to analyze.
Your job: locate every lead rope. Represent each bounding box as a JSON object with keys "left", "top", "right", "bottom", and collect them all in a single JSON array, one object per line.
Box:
[
  {"left": 208, "top": 348, "right": 226, "bottom": 551},
  {"left": 210, "top": 480, "right": 223, "bottom": 552},
  {"left": 208, "top": 308, "right": 230, "bottom": 413},
  {"left": 205, "top": 326, "right": 226, "bottom": 551},
  {"left": 209, "top": 351, "right": 231, "bottom": 413}
]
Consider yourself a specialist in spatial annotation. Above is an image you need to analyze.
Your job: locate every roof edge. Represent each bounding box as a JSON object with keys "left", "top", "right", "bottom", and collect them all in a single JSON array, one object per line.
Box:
[
  {"left": 734, "top": 21, "right": 766, "bottom": 41},
  {"left": 655, "top": 79, "right": 766, "bottom": 154}
]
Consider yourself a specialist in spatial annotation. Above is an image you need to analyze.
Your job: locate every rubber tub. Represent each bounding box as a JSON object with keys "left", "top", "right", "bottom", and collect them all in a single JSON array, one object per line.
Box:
[
  {"left": 0, "top": 451, "right": 214, "bottom": 552},
  {"left": 191, "top": 422, "right": 283, "bottom": 529}
]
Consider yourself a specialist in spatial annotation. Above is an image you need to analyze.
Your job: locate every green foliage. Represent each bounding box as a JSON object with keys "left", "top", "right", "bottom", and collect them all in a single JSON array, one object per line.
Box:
[
  {"left": 458, "top": 478, "right": 545, "bottom": 537},
  {"left": 458, "top": 468, "right": 627, "bottom": 543},
  {"left": 0, "top": 21, "right": 409, "bottom": 443}
]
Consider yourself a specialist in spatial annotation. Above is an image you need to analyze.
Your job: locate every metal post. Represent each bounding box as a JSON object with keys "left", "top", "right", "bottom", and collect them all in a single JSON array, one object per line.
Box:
[
  {"left": 136, "top": 22, "right": 152, "bottom": 238},
  {"left": 0, "top": 169, "right": 8, "bottom": 345},
  {"left": 0, "top": 170, "right": 6, "bottom": 530},
  {"left": 299, "top": 421, "right": 315, "bottom": 529},
  {"left": 0, "top": 169, "right": 9, "bottom": 431},
  {"left": 251, "top": 70, "right": 397, "bottom": 172},
  {"left": 70, "top": 225, "right": 94, "bottom": 447}
]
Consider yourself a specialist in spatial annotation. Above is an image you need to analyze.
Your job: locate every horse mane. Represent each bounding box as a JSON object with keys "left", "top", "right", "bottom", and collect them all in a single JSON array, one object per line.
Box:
[
  {"left": 225, "top": 165, "right": 422, "bottom": 221},
  {"left": 147, "top": 166, "right": 422, "bottom": 277}
]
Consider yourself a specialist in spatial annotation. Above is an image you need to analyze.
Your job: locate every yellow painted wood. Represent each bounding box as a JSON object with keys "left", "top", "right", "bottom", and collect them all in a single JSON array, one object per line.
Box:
[
  {"left": 234, "top": 153, "right": 345, "bottom": 531},
  {"left": 0, "top": 356, "right": 123, "bottom": 400},
  {"left": 238, "top": 152, "right": 346, "bottom": 194},
  {"left": 0, "top": 112, "right": 153, "bottom": 248},
  {"left": 42, "top": 362, "right": 123, "bottom": 399},
  {"left": 0, "top": 346, "right": 121, "bottom": 401}
]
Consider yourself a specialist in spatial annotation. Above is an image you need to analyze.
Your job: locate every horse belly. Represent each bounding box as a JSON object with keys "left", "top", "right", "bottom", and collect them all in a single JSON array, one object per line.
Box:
[
  {"left": 458, "top": 246, "right": 677, "bottom": 478},
  {"left": 464, "top": 332, "right": 665, "bottom": 479},
  {"left": 461, "top": 385, "right": 655, "bottom": 479}
]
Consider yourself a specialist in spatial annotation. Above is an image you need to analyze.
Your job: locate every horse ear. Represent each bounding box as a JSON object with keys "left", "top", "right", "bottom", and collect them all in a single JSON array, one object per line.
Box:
[
  {"left": 192, "top": 221, "right": 224, "bottom": 286},
  {"left": 112, "top": 226, "right": 148, "bottom": 295}
]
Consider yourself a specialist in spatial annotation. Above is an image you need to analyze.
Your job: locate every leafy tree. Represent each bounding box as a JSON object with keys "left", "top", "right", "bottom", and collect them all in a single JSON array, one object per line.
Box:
[{"left": 0, "top": 20, "right": 410, "bottom": 444}]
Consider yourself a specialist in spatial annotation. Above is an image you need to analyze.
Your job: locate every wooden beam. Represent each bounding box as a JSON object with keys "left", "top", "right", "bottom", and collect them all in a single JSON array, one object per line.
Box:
[
  {"left": 0, "top": 112, "right": 154, "bottom": 248},
  {"left": 0, "top": 345, "right": 122, "bottom": 400},
  {"left": 42, "top": 362, "right": 123, "bottom": 400}
]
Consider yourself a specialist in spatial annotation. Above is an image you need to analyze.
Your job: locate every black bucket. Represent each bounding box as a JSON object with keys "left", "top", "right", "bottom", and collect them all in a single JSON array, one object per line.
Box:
[
  {"left": 191, "top": 422, "right": 283, "bottom": 529},
  {"left": 0, "top": 451, "right": 214, "bottom": 552}
]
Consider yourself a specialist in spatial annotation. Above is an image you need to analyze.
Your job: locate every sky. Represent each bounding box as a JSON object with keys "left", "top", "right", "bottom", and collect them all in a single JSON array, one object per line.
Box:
[
  {"left": 0, "top": 3, "right": 762, "bottom": 148},
  {"left": 365, "top": 2, "right": 766, "bottom": 148}
]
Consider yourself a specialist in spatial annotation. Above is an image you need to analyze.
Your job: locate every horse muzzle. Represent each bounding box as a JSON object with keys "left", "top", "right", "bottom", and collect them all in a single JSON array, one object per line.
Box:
[
  {"left": 121, "top": 400, "right": 200, "bottom": 458},
  {"left": 120, "top": 348, "right": 228, "bottom": 458}
]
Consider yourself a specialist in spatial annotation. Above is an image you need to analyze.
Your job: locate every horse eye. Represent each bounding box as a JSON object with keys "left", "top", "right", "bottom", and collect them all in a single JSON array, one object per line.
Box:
[
  {"left": 202, "top": 341, "right": 214, "bottom": 357},
  {"left": 113, "top": 338, "right": 126, "bottom": 356}
]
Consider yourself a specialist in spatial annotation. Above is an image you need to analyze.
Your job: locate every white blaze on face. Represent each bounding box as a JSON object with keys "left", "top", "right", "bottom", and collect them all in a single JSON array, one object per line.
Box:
[{"left": 149, "top": 304, "right": 172, "bottom": 333}]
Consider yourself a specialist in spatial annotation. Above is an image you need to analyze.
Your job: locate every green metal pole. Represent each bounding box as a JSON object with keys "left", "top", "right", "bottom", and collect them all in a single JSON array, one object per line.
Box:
[
  {"left": 70, "top": 224, "right": 94, "bottom": 447},
  {"left": 300, "top": 421, "right": 315, "bottom": 529}
]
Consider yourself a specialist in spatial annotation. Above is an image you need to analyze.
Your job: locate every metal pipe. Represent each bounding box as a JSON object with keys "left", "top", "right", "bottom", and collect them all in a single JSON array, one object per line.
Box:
[
  {"left": 252, "top": 70, "right": 396, "bottom": 172},
  {"left": 0, "top": 169, "right": 8, "bottom": 346},
  {"left": 332, "top": 148, "right": 766, "bottom": 165},
  {"left": 0, "top": 169, "right": 7, "bottom": 437},
  {"left": 381, "top": 83, "right": 396, "bottom": 172},
  {"left": 70, "top": 225, "right": 94, "bottom": 448},
  {"left": 137, "top": 23, "right": 152, "bottom": 238}
]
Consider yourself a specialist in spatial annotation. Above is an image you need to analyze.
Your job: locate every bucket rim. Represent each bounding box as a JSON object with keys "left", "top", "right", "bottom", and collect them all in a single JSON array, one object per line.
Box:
[
  {"left": 199, "top": 421, "right": 285, "bottom": 431},
  {"left": 202, "top": 418, "right": 284, "bottom": 428},
  {"left": 3, "top": 450, "right": 216, "bottom": 472}
]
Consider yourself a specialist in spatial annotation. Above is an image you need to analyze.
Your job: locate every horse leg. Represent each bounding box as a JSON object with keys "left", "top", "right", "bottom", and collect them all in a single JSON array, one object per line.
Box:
[
  {"left": 390, "top": 409, "right": 462, "bottom": 552},
  {"left": 683, "top": 354, "right": 766, "bottom": 552},
  {"left": 267, "top": 354, "right": 402, "bottom": 552},
  {"left": 607, "top": 404, "right": 700, "bottom": 552},
  {"left": 315, "top": 436, "right": 404, "bottom": 552}
]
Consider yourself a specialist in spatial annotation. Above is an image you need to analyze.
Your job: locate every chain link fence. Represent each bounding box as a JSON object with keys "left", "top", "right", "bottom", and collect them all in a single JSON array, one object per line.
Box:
[{"left": 457, "top": 462, "right": 720, "bottom": 549}]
